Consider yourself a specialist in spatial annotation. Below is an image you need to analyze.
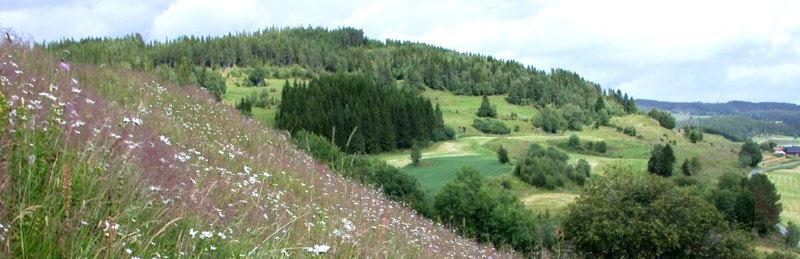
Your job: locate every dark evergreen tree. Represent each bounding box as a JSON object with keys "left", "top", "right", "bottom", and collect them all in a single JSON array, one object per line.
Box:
[
  {"left": 476, "top": 95, "right": 497, "bottom": 118},
  {"left": 647, "top": 144, "right": 675, "bottom": 177},
  {"left": 750, "top": 174, "right": 782, "bottom": 235},
  {"left": 276, "top": 73, "right": 445, "bottom": 154}
]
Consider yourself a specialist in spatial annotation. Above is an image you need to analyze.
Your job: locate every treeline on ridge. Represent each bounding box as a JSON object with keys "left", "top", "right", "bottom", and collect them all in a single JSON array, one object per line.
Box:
[
  {"left": 691, "top": 116, "right": 800, "bottom": 142},
  {"left": 44, "top": 27, "right": 636, "bottom": 116},
  {"left": 276, "top": 73, "right": 451, "bottom": 154}
]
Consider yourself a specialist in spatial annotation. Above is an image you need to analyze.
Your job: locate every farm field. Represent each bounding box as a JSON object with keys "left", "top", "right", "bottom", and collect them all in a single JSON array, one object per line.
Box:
[{"left": 767, "top": 165, "right": 800, "bottom": 224}]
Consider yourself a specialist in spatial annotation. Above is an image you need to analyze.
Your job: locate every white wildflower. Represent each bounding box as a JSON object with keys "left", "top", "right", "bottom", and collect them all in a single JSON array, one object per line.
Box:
[
  {"left": 125, "top": 248, "right": 132, "bottom": 254},
  {"left": 305, "top": 245, "right": 330, "bottom": 254},
  {"left": 71, "top": 87, "right": 81, "bottom": 93},
  {"left": 189, "top": 228, "right": 198, "bottom": 238},
  {"left": 210, "top": 245, "right": 217, "bottom": 251},
  {"left": 38, "top": 92, "right": 57, "bottom": 102},
  {"left": 200, "top": 231, "right": 213, "bottom": 239},
  {"left": 174, "top": 152, "right": 191, "bottom": 162},
  {"left": 159, "top": 135, "right": 171, "bottom": 145},
  {"left": 85, "top": 99, "right": 95, "bottom": 105}
]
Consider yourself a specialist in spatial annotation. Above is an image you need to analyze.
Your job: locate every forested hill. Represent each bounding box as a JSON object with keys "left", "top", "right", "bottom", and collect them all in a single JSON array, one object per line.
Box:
[
  {"left": 639, "top": 99, "right": 800, "bottom": 140},
  {"left": 42, "top": 27, "right": 637, "bottom": 114},
  {"left": 638, "top": 99, "right": 800, "bottom": 125}
]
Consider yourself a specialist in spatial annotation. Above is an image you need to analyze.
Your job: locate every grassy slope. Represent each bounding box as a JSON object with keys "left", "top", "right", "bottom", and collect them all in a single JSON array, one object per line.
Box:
[
  {"left": 369, "top": 90, "right": 746, "bottom": 216},
  {"left": 0, "top": 45, "right": 510, "bottom": 258}
]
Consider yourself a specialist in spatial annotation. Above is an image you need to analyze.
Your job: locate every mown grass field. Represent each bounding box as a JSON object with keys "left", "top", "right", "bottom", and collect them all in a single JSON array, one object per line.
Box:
[
  {"left": 767, "top": 165, "right": 800, "bottom": 224},
  {"left": 755, "top": 135, "right": 800, "bottom": 147},
  {"left": 402, "top": 155, "right": 514, "bottom": 195}
]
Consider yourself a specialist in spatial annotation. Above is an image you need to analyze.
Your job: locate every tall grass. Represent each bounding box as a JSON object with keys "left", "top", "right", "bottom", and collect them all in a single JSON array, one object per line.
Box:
[{"left": 0, "top": 40, "right": 512, "bottom": 257}]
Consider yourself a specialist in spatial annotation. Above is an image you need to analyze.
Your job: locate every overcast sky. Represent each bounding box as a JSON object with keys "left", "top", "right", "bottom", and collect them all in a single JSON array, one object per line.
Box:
[{"left": 2, "top": 0, "right": 800, "bottom": 104}]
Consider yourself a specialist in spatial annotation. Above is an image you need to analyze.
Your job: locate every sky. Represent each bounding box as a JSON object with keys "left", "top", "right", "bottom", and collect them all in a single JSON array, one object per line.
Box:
[{"left": 2, "top": 0, "right": 800, "bottom": 104}]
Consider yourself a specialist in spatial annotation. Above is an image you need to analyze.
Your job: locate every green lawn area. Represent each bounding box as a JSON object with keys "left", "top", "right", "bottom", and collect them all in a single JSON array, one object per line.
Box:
[
  {"left": 767, "top": 166, "right": 800, "bottom": 224},
  {"left": 402, "top": 155, "right": 513, "bottom": 195}
]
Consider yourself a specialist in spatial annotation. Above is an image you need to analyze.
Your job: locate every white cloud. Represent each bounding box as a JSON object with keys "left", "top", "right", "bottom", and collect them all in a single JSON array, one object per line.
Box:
[{"left": 727, "top": 63, "right": 800, "bottom": 84}]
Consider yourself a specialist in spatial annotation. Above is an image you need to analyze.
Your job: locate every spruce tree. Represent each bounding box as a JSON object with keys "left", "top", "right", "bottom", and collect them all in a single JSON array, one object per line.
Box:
[
  {"left": 477, "top": 95, "right": 497, "bottom": 118},
  {"left": 749, "top": 174, "right": 782, "bottom": 235}
]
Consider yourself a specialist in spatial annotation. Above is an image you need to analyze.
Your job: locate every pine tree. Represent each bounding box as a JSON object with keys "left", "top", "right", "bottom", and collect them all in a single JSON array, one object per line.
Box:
[
  {"left": 681, "top": 159, "right": 691, "bottom": 176},
  {"left": 648, "top": 144, "right": 675, "bottom": 177},
  {"left": 749, "top": 174, "right": 782, "bottom": 235},
  {"left": 477, "top": 95, "right": 497, "bottom": 118}
]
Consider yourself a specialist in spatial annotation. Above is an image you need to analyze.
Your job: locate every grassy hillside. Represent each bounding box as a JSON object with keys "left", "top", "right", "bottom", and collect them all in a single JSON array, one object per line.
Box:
[
  {"left": 364, "top": 90, "right": 747, "bottom": 216},
  {"left": 0, "top": 44, "right": 510, "bottom": 257}
]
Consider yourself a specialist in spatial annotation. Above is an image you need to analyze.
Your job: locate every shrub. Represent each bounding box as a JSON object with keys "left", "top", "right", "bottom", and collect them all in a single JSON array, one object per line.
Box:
[
  {"left": 568, "top": 134, "right": 581, "bottom": 149},
  {"left": 623, "top": 126, "right": 637, "bottom": 136},
  {"left": 594, "top": 141, "right": 607, "bottom": 153},
  {"left": 514, "top": 144, "right": 580, "bottom": 189},
  {"left": 563, "top": 171, "right": 753, "bottom": 258},
  {"left": 472, "top": 118, "right": 510, "bottom": 135},
  {"left": 435, "top": 167, "right": 557, "bottom": 255},
  {"left": 534, "top": 105, "right": 564, "bottom": 133},
  {"left": 647, "top": 109, "right": 676, "bottom": 129},
  {"left": 576, "top": 159, "right": 591, "bottom": 178},
  {"left": 498, "top": 146, "right": 510, "bottom": 164},
  {"left": 248, "top": 66, "right": 266, "bottom": 86},
  {"left": 739, "top": 140, "right": 763, "bottom": 168}
]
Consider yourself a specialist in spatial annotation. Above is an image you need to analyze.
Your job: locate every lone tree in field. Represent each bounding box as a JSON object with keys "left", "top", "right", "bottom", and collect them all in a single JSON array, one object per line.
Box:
[
  {"left": 476, "top": 95, "right": 497, "bottom": 118},
  {"left": 411, "top": 144, "right": 422, "bottom": 166},
  {"left": 498, "top": 145, "right": 509, "bottom": 164},
  {"left": 647, "top": 144, "right": 675, "bottom": 177}
]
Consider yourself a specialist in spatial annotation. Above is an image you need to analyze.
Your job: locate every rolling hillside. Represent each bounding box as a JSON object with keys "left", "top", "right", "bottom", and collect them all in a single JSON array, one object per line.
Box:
[
  {"left": 365, "top": 90, "right": 749, "bottom": 215},
  {"left": 0, "top": 42, "right": 510, "bottom": 257}
]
